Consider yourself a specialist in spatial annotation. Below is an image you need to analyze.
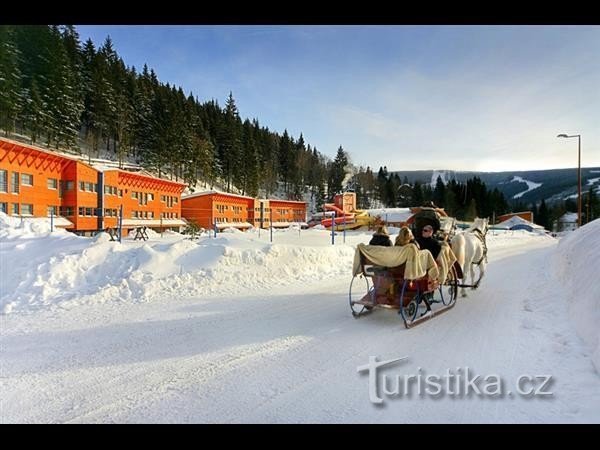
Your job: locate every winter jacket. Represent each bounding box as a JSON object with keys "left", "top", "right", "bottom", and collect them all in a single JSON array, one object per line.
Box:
[
  {"left": 369, "top": 234, "right": 393, "bottom": 247},
  {"left": 415, "top": 236, "right": 442, "bottom": 259}
]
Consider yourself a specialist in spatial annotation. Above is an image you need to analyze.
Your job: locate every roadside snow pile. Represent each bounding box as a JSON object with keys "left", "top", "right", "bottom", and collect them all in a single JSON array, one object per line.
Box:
[
  {"left": 554, "top": 218, "right": 600, "bottom": 371},
  {"left": 0, "top": 213, "right": 359, "bottom": 314},
  {"left": 0, "top": 212, "right": 61, "bottom": 237}
]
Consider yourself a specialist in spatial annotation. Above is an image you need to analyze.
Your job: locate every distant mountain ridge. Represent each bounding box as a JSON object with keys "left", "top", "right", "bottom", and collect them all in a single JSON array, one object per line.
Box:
[{"left": 390, "top": 168, "right": 600, "bottom": 205}]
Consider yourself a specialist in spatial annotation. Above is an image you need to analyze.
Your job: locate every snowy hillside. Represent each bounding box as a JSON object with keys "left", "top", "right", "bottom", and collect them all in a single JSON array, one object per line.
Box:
[{"left": 511, "top": 176, "right": 543, "bottom": 199}]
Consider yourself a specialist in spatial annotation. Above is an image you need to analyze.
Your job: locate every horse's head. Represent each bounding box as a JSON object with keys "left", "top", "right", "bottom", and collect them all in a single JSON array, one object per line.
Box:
[{"left": 473, "top": 217, "right": 489, "bottom": 235}]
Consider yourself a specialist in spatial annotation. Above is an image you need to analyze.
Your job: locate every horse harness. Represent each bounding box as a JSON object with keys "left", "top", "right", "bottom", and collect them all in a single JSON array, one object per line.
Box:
[{"left": 470, "top": 227, "right": 488, "bottom": 266}]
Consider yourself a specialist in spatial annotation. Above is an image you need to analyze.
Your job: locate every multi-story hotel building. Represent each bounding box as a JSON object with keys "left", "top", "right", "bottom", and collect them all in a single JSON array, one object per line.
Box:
[{"left": 0, "top": 137, "right": 186, "bottom": 236}]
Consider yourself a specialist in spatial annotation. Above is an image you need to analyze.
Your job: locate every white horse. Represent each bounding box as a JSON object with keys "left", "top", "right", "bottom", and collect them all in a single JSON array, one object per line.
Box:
[{"left": 450, "top": 217, "right": 489, "bottom": 297}]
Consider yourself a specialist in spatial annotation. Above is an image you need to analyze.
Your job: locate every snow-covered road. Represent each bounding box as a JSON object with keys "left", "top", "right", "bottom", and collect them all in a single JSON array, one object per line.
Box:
[{"left": 2, "top": 230, "right": 599, "bottom": 423}]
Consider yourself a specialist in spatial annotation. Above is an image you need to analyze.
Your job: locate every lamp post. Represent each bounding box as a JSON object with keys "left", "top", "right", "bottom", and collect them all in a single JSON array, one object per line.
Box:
[{"left": 557, "top": 134, "right": 581, "bottom": 228}]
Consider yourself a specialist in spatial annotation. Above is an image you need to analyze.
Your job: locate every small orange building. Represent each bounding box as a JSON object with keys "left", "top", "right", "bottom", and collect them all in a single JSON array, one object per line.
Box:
[
  {"left": 181, "top": 191, "right": 255, "bottom": 230},
  {"left": 181, "top": 191, "right": 307, "bottom": 230},
  {"left": 269, "top": 199, "right": 307, "bottom": 227},
  {"left": 0, "top": 137, "right": 186, "bottom": 235}
]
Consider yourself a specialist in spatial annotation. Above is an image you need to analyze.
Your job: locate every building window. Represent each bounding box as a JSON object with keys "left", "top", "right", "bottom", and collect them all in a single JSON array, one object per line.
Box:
[
  {"left": 47, "top": 205, "right": 58, "bottom": 216},
  {"left": 0, "top": 170, "right": 7, "bottom": 192},
  {"left": 21, "top": 173, "right": 33, "bottom": 186},
  {"left": 47, "top": 178, "right": 58, "bottom": 190},
  {"left": 11, "top": 172, "right": 19, "bottom": 193},
  {"left": 21, "top": 204, "right": 33, "bottom": 215},
  {"left": 11, "top": 203, "right": 19, "bottom": 215},
  {"left": 65, "top": 181, "right": 74, "bottom": 191},
  {"left": 79, "top": 181, "right": 85, "bottom": 191},
  {"left": 85, "top": 207, "right": 93, "bottom": 216},
  {"left": 60, "top": 206, "right": 74, "bottom": 217},
  {"left": 0, "top": 202, "right": 7, "bottom": 213}
]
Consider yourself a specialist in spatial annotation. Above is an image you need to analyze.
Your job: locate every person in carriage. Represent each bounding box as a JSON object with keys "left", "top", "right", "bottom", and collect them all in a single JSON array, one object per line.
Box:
[
  {"left": 415, "top": 224, "right": 442, "bottom": 259},
  {"left": 369, "top": 225, "right": 393, "bottom": 247},
  {"left": 394, "top": 226, "right": 417, "bottom": 247}
]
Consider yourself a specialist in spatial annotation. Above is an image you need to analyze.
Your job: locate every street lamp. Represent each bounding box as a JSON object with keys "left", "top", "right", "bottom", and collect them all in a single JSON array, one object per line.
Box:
[{"left": 557, "top": 133, "right": 582, "bottom": 227}]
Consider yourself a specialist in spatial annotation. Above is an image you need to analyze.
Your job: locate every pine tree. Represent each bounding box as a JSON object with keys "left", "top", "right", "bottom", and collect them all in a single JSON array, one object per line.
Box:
[
  {"left": 217, "top": 91, "right": 242, "bottom": 191},
  {"left": 21, "top": 78, "right": 44, "bottom": 143},
  {"left": 0, "top": 26, "right": 23, "bottom": 136},
  {"left": 376, "top": 166, "right": 388, "bottom": 205},
  {"left": 537, "top": 199, "right": 550, "bottom": 229},
  {"left": 413, "top": 181, "right": 424, "bottom": 206},
  {"left": 43, "top": 25, "right": 83, "bottom": 149},
  {"left": 583, "top": 187, "right": 599, "bottom": 225},
  {"left": 327, "top": 146, "right": 348, "bottom": 200},
  {"left": 465, "top": 198, "right": 478, "bottom": 221},
  {"left": 278, "top": 129, "right": 293, "bottom": 193},
  {"left": 433, "top": 175, "right": 446, "bottom": 207}
]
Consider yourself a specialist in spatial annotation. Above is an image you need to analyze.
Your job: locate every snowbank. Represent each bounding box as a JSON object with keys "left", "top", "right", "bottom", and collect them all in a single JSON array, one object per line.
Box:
[
  {"left": 553, "top": 219, "right": 600, "bottom": 371},
  {"left": 0, "top": 212, "right": 363, "bottom": 314}
]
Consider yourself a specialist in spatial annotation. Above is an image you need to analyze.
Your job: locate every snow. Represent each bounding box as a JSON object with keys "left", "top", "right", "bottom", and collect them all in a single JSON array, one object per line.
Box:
[
  {"left": 1, "top": 212, "right": 599, "bottom": 423},
  {"left": 0, "top": 212, "right": 358, "bottom": 314},
  {"left": 366, "top": 208, "right": 413, "bottom": 223},
  {"left": 553, "top": 219, "right": 600, "bottom": 372},
  {"left": 493, "top": 215, "right": 544, "bottom": 231},
  {"left": 587, "top": 177, "right": 600, "bottom": 185},
  {"left": 430, "top": 170, "right": 452, "bottom": 187},
  {"left": 511, "top": 176, "right": 543, "bottom": 199}
]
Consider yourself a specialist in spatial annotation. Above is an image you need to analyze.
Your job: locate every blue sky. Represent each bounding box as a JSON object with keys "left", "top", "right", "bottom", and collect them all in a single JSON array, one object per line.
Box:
[{"left": 77, "top": 25, "right": 600, "bottom": 172}]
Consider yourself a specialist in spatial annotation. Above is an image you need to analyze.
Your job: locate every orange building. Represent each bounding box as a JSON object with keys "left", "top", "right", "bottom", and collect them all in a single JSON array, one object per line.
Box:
[
  {"left": 98, "top": 167, "right": 186, "bottom": 235},
  {"left": 269, "top": 199, "right": 307, "bottom": 227},
  {"left": 0, "top": 137, "right": 186, "bottom": 235},
  {"left": 181, "top": 191, "right": 307, "bottom": 230},
  {"left": 181, "top": 191, "right": 255, "bottom": 230}
]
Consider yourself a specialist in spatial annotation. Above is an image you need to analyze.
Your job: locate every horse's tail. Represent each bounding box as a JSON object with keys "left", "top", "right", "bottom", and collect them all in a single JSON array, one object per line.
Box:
[{"left": 451, "top": 233, "right": 466, "bottom": 275}]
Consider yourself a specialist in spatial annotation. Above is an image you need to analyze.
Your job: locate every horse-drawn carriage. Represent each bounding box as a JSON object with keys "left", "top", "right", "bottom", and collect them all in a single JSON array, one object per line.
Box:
[{"left": 349, "top": 207, "right": 461, "bottom": 328}]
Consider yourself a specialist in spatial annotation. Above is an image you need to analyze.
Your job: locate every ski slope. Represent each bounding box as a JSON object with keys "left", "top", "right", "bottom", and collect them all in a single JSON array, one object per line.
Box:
[{"left": 1, "top": 216, "right": 599, "bottom": 423}]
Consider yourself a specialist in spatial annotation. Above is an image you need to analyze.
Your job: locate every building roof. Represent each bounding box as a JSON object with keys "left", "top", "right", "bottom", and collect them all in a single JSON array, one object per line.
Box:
[
  {"left": 182, "top": 190, "right": 255, "bottom": 202},
  {"left": 99, "top": 167, "right": 187, "bottom": 187},
  {"left": 493, "top": 215, "right": 544, "bottom": 230}
]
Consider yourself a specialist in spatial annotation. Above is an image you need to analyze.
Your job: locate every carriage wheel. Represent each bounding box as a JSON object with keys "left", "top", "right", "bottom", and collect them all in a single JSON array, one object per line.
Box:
[
  {"left": 349, "top": 274, "right": 373, "bottom": 317},
  {"left": 398, "top": 280, "right": 419, "bottom": 322},
  {"left": 441, "top": 268, "right": 459, "bottom": 306},
  {"left": 400, "top": 298, "right": 418, "bottom": 322}
]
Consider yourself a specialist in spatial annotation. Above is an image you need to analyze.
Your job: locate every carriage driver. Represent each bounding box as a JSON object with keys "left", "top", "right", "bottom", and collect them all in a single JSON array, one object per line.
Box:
[{"left": 415, "top": 225, "right": 442, "bottom": 260}]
